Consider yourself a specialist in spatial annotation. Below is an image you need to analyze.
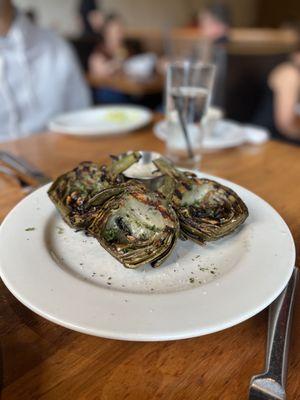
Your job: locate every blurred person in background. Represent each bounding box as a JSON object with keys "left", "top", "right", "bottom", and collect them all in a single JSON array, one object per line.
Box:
[
  {"left": 78, "top": 0, "right": 103, "bottom": 38},
  {"left": 198, "top": 2, "right": 231, "bottom": 44},
  {"left": 88, "top": 12, "right": 156, "bottom": 106},
  {"left": 198, "top": 2, "right": 231, "bottom": 108},
  {"left": 88, "top": 13, "right": 127, "bottom": 79},
  {"left": 156, "top": 2, "right": 231, "bottom": 110},
  {"left": 88, "top": 13, "right": 136, "bottom": 104},
  {"left": 0, "top": 0, "right": 91, "bottom": 141},
  {"left": 269, "top": 58, "right": 300, "bottom": 141},
  {"left": 252, "top": 26, "right": 300, "bottom": 144}
]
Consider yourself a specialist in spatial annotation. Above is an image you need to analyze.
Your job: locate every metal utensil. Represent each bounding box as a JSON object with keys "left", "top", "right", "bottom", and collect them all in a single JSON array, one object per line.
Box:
[
  {"left": 0, "top": 151, "right": 50, "bottom": 186},
  {"left": 248, "top": 267, "right": 298, "bottom": 400},
  {"left": 0, "top": 165, "right": 31, "bottom": 190},
  {"left": 172, "top": 95, "right": 194, "bottom": 159}
]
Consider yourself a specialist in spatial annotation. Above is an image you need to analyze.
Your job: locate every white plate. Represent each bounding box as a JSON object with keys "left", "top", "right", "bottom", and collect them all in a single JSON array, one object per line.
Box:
[
  {"left": 0, "top": 176, "right": 295, "bottom": 341},
  {"left": 49, "top": 106, "right": 152, "bottom": 136},
  {"left": 153, "top": 120, "right": 268, "bottom": 150}
]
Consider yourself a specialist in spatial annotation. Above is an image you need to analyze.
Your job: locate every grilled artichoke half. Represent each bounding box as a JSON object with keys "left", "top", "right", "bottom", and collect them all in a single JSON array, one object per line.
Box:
[
  {"left": 154, "top": 158, "right": 249, "bottom": 244},
  {"left": 86, "top": 182, "right": 180, "bottom": 268},
  {"left": 48, "top": 152, "right": 141, "bottom": 229}
]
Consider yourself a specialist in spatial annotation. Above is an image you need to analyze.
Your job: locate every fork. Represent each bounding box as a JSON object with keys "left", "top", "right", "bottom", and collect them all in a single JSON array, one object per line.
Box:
[
  {"left": 0, "top": 165, "right": 32, "bottom": 191},
  {"left": 0, "top": 151, "right": 50, "bottom": 185},
  {"left": 248, "top": 267, "right": 298, "bottom": 400},
  {"left": 0, "top": 151, "right": 50, "bottom": 189}
]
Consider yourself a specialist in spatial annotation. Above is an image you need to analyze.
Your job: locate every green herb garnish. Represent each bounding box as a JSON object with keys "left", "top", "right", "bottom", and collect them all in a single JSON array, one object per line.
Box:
[{"left": 56, "top": 226, "right": 64, "bottom": 234}]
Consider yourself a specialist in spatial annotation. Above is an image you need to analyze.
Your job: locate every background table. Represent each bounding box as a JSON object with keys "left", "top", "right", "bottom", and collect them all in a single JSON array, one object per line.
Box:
[
  {"left": 87, "top": 73, "right": 164, "bottom": 97},
  {"left": 0, "top": 119, "right": 299, "bottom": 399}
]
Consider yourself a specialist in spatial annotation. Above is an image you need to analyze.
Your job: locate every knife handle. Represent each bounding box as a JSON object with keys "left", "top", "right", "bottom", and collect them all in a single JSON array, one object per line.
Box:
[{"left": 265, "top": 267, "right": 298, "bottom": 386}]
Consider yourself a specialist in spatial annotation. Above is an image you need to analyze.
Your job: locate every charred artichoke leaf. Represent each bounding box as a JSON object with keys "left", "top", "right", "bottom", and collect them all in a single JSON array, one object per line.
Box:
[
  {"left": 48, "top": 152, "right": 141, "bottom": 229},
  {"left": 153, "top": 174, "right": 176, "bottom": 204},
  {"left": 87, "top": 183, "right": 180, "bottom": 268},
  {"left": 154, "top": 158, "right": 248, "bottom": 243}
]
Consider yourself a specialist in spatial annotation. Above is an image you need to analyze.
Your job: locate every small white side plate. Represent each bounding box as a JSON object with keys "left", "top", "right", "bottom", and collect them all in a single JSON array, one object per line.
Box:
[
  {"left": 153, "top": 120, "right": 268, "bottom": 150},
  {"left": 49, "top": 105, "right": 152, "bottom": 136},
  {"left": 0, "top": 175, "right": 295, "bottom": 341}
]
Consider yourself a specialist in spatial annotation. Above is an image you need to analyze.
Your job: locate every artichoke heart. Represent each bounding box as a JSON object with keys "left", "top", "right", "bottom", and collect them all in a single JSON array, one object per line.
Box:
[
  {"left": 87, "top": 184, "right": 180, "bottom": 268},
  {"left": 48, "top": 152, "right": 141, "bottom": 229},
  {"left": 154, "top": 158, "right": 248, "bottom": 244},
  {"left": 48, "top": 151, "right": 249, "bottom": 269}
]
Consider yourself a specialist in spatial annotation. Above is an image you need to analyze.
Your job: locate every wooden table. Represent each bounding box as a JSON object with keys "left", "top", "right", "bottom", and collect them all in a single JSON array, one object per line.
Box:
[
  {"left": 126, "top": 27, "right": 298, "bottom": 55},
  {"left": 87, "top": 73, "right": 164, "bottom": 97},
  {"left": 0, "top": 120, "right": 299, "bottom": 399}
]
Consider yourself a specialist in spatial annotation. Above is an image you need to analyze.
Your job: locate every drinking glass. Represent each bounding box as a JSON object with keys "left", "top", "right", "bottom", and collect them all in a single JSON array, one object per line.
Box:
[{"left": 165, "top": 61, "right": 216, "bottom": 168}]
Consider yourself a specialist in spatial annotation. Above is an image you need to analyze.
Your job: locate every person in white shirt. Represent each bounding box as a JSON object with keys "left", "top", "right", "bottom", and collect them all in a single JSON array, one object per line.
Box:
[{"left": 0, "top": 0, "right": 91, "bottom": 141}]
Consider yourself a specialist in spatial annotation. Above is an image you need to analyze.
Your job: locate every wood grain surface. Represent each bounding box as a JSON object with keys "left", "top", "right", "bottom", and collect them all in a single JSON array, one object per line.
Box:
[
  {"left": 126, "top": 27, "right": 298, "bottom": 54},
  {"left": 87, "top": 73, "right": 163, "bottom": 96},
  {"left": 0, "top": 118, "right": 299, "bottom": 400}
]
